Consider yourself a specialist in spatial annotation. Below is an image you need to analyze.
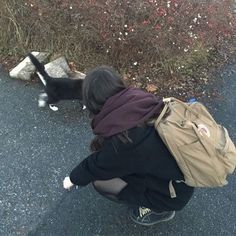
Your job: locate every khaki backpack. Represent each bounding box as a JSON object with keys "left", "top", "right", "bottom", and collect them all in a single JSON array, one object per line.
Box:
[{"left": 154, "top": 97, "right": 236, "bottom": 188}]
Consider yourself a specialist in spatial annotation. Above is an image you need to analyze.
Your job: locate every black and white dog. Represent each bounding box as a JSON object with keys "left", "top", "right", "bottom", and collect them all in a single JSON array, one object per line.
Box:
[{"left": 28, "top": 53, "right": 84, "bottom": 111}]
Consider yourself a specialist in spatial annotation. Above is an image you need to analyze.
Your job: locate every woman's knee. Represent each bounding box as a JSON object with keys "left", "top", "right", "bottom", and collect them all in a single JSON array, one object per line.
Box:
[
  {"left": 92, "top": 180, "right": 103, "bottom": 192},
  {"left": 92, "top": 178, "right": 127, "bottom": 195}
]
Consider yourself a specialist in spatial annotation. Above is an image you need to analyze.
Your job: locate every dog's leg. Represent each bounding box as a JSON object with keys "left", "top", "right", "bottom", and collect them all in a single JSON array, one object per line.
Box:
[{"left": 38, "top": 93, "right": 48, "bottom": 107}]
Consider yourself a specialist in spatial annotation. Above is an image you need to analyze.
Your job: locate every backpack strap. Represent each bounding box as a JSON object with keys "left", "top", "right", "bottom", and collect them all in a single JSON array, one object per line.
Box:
[
  {"left": 165, "top": 97, "right": 200, "bottom": 118},
  {"left": 156, "top": 97, "right": 212, "bottom": 126},
  {"left": 169, "top": 180, "right": 177, "bottom": 198},
  {"left": 155, "top": 98, "right": 171, "bottom": 125}
]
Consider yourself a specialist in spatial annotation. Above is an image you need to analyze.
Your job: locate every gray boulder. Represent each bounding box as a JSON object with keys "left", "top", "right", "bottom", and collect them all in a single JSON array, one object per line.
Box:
[
  {"left": 10, "top": 52, "right": 85, "bottom": 82},
  {"left": 43, "top": 57, "right": 71, "bottom": 78},
  {"left": 69, "top": 70, "right": 86, "bottom": 80},
  {"left": 9, "top": 52, "right": 49, "bottom": 80}
]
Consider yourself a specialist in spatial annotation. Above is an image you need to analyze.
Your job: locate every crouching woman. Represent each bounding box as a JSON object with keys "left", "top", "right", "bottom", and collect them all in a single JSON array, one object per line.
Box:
[{"left": 63, "top": 66, "right": 194, "bottom": 226}]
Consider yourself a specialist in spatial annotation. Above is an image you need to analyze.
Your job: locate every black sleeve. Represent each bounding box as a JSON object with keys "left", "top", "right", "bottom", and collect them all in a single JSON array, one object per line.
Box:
[{"left": 69, "top": 144, "right": 134, "bottom": 186}]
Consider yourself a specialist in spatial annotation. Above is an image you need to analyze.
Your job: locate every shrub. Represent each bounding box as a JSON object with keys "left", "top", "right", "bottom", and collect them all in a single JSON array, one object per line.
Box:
[{"left": 0, "top": 0, "right": 235, "bottom": 95}]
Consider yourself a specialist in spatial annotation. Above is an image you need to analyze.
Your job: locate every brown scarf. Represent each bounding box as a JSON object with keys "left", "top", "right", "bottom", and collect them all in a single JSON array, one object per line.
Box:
[{"left": 91, "top": 87, "right": 163, "bottom": 137}]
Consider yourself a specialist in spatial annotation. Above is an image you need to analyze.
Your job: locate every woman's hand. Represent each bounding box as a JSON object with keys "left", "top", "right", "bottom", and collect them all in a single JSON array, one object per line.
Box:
[{"left": 63, "top": 176, "right": 74, "bottom": 190}]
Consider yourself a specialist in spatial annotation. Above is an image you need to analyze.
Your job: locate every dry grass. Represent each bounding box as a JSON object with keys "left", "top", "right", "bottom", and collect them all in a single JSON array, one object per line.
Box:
[{"left": 0, "top": 0, "right": 236, "bottom": 98}]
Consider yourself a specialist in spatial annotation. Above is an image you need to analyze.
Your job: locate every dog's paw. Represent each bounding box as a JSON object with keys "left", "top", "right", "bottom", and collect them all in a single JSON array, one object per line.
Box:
[
  {"left": 38, "top": 100, "right": 47, "bottom": 107},
  {"left": 49, "top": 104, "right": 59, "bottom": 111}
]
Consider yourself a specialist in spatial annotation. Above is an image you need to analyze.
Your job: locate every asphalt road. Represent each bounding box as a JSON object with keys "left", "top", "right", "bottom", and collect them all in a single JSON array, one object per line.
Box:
[{"left": 0, "top": 63, "right": 235, "bottom": 236}]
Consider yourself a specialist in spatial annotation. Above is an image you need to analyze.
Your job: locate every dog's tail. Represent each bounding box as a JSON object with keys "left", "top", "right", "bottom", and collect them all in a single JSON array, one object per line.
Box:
[{"left": 28, "top": 53, "right": 50, "bottom": 85}]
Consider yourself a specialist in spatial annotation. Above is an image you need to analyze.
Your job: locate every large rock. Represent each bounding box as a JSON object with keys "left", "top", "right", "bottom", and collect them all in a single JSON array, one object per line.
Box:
[
  {"left": 10, "top": 52, "right": 85, "bottom": 82},
  {"left": 9, "top": 52, "right": 49, "bottom": 80},
  {"left": 40, "top": 58, "right": 86, "bottom": 81},
  {"left": 43, "top": 57, "right": 71, "bottom": 78},
  {"left": 69, "top": 70, "right": 86, "bottom": 80}
]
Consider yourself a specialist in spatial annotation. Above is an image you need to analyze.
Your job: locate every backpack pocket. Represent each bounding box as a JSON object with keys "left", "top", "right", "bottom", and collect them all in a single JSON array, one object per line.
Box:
[
  {"left": 178, "top": 140, "right": 220, "bottom": 187},
  {"left": 216, "top": 125, "right": 236, "bottom": 174}
]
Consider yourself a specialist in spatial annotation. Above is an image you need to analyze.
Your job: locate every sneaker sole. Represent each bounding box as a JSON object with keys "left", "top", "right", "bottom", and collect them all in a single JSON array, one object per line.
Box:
[{"left": 129, "top": 211, "right": 175, "bottom": 226}]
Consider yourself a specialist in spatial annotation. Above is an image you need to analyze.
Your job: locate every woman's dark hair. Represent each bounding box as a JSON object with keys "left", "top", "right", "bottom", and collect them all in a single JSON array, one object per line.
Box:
[
  {"left": 83, "top": 65, "right": 128, "bottom": 152},
  {"left": 83, "top": 65, "right": 126, "bottom": 115}
]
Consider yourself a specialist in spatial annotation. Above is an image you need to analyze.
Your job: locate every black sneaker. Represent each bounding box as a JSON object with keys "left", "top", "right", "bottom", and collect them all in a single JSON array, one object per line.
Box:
[{"left": 129, "top": 206, "right": 175, "bottom": 226}]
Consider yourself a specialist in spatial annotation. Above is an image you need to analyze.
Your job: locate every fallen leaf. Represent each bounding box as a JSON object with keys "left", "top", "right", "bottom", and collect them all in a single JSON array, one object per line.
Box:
[
  {"left": 146, "top": 84, "right": 157, "bottom": 92},
  {"left": 123, "top": 73, "right": 131, "bottom": 81},
  {"left": 69, "top": 61, "right": 77, "bottom": 71}
]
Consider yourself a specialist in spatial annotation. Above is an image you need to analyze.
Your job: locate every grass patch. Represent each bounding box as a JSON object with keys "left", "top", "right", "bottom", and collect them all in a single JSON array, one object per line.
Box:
[{"left": 0, "top": 0, "right": 236, "bottom": 98}]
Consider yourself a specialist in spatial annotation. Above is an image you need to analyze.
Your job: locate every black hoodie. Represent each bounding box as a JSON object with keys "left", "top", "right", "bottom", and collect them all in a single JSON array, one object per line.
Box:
[{"left": 70, "top": 125, "right": 194, "bottom": 212}]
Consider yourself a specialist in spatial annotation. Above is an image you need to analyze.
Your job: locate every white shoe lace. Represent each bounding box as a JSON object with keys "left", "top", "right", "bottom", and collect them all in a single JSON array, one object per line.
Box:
[{"left": 139, "top": 207, "right": 151, "bottom": 217}]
